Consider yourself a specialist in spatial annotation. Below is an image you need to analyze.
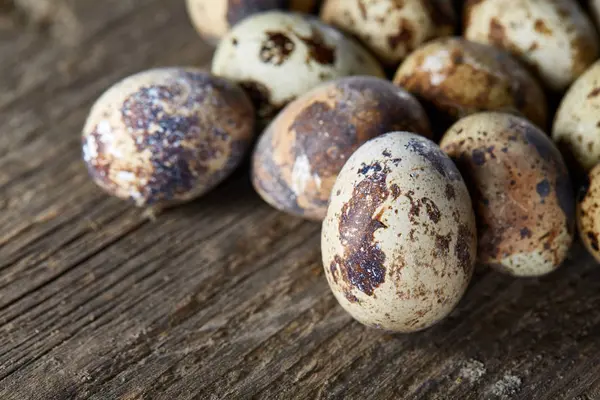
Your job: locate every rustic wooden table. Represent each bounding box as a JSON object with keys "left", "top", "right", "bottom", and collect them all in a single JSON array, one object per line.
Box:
[{"left": 2, "top": 1, "right": 600, "bottom": 399}]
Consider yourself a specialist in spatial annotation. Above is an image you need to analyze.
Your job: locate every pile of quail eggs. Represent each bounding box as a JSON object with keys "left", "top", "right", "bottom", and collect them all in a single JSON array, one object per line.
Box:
[{"left": 82, "top": 0, "right": 600, "bottom": 333}]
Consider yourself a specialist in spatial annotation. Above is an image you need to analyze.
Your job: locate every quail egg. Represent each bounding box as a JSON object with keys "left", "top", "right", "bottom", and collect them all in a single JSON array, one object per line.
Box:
[
  {"left": 319, "top": 0, "right": 456, "bottom": 67},
  {"left": 212, "top": 11, "right": 385, "bottom": 120},
  {"left": 441, "top": 112, "right": 574, "bottom": 277},
  {"left": 252, "top": 76, "right": 432, "bottom": 220},
  {"left": 577, "top": 163, "right": 600, "bottom": 262},
  {"left": 322, "top": 132, "right": 476, "bottom": 332},
  {"left": 553, "top": 61, "right": 600, "bottom": 171},
  {"left": 185, "top": 0, "right": 319, "bottom": 43},
  {"left": 393, "top": 37, "right": 547, "bottom": 131},
  {"left": 82, "top": 68, "right": 255, "bottom": 208},
  {"left": 463, "top": 0, "right": 599, "bottom": 91}
]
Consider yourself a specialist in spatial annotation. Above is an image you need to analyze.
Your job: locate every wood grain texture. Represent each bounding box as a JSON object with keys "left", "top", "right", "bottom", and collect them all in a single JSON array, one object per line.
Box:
[{"left": 1, "top": 1, "right": 600, "bottom": 399}]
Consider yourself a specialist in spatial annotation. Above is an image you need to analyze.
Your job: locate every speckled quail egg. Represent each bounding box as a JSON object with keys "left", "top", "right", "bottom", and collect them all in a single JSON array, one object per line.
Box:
[
  {"left": 322, "top": 132, "right": 476, "bottom": 332},
  {"left": 441, "top": 112, "right": 574, "bottom": 277},
  {"left": 553, "top": 61, "right": 600, "bottom": 171},
  {"left": 82, "top": 68, "right": 255, "bottom": 208},
  {"left": 252, "top": 76, "right": 432, "bottom": 221},
  {"left": 211, "top": 11, "right": 385, "bottom": 120},
  {"left": 320, "top": 0, "right": 455, "bottom": 67},
  {"left": 463, "top": 0, "right": 599, "bottom": 91},
  {"left": 577, "top": 163, "right": 600, "bottom": 262},
  {"left": 185, "top": 0, "right": 319, "bottom": 43},
  {"left": 393, "top": 37, "right": 547, "bottom": 132}
]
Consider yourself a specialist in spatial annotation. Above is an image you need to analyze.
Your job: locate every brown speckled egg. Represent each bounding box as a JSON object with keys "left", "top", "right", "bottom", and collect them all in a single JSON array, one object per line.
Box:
[
  {"left": 82, "top": 68, "right": 254, "bottom": 208},
  {"left": 440, "top": 112, "right": 574, "bottom": 277},
  {"left": 553, "top": 61, "right": 600, "bottom": 171},
  {"left": 322, "top": 132, "right": 476, "bottom": 332},
  {"left": 393, "top": 37, "right": 547, "bottom": 131},
  {"left": 464, "top": 0, "right": 599, "bottom": 91},
  {"left": 320, "top": 0, "right": 455, "bottom": 67},
  {"left": 185, "top": 0, "right": 319, "bottom": 43},
  {"left": 212, "top": 11, "right": 385, "bottom": 120},
  {"left": 577, "top": 164, "right": 600, "bottom": 262},
  {"left": 252, "top": 76, "right": 432, "bottom": 221}
]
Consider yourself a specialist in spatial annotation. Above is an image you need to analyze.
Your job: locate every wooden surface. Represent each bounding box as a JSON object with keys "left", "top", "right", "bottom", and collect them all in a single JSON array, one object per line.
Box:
[{"left": 2, "top": 1, "right": 600, "bottom": 399}]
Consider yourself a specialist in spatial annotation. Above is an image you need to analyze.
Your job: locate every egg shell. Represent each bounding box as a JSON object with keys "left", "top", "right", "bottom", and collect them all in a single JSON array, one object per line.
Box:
[
  {"left": 553, "top": 61, "right": 600, "bottom": 171},
  {"left": 252, "top": 76, "right": 432, "bottom": 221},
  {"left": 185, "top": 0, "right": 319, "bottom": 43},
  {"left": 440, "top": 112, "right": 574, "bottom": 277},
  {"left": 393, "top": 37, "right": 548, "bottom": 130},
  {"left": 82, "top": 68, "right": 254, "bottom": 208},
  {"left": 322, "top": 132, "right": 476, "bottom": 332},
  {"left": 319, "top": 0, "right": 455, "bottom": 67},
  {"left": 211, "top": 11, "right": 385, "bottom": 120},
  {"left": 577, "top": 163, "right": 600, "bottom": 262},
  {"left": 463, "top": 0, "right": 599, "bottom": 91}
]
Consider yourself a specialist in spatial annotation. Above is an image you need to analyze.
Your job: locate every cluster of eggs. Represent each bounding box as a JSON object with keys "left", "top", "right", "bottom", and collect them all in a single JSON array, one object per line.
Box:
[{"left": 82, "top": 0, "right": 600, "bottom": 332}]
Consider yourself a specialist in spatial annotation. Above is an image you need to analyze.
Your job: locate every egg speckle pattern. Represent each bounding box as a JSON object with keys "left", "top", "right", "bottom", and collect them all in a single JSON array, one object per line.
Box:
[
  {"left": 252, "top": 76, "right": 432, "bottom": 220},
  {"left": 441, "top": 112, "right": 574, "bottom": 277},
  {"left": 322, "top": 132, "right": 476, "bottom": 332},
  {"left": 82, "top": 68, "right": 254, "bottom": 208},
  {"left": 211, "top": 11, "right": 385, "bottom": 120},
  {"left": 464, "top": 0, "right": 599, "bottom": 91}
]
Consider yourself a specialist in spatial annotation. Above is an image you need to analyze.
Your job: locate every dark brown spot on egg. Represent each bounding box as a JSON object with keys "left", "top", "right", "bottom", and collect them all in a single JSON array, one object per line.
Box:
[
  {"left": 298, "top": 27, "right": 336, "bottom": 65},
  {"left": 260, "top": 31, "right": 295, "bottom": 65},
  {"left": 445, "top": 184, "right": 455, "bottom": 199},
  {"left": 520, "top": 227, "right": 532, "bottom": 238},
  {"left": 421, "top": 197, "right": 441, "bottom": 223},
  {"left": 435, "top": 233, "right": 452, "bottom": 256},
  {"left": 488, "top": 18, "right": 506, "bottom": 45},
  {"left": 588, "top": 87, "right": 600, "bottom": 98},
  {"left": 387, "top": 19, "right": 414, "bottom": 50},
  {"left": 536, "top": 179, "right": 551, "bottom": 199},
  {"left": 336, "top": 171, "right": 389, "bottom": 296},
  {"left": 587, "top": 231, "right": 600, "bottom": 251},
  {"left": 534, "top": 19, "right": 552, "bottom": 35},
  {"left": 455, "top": 224, "right": 473, "bottom": 274}
]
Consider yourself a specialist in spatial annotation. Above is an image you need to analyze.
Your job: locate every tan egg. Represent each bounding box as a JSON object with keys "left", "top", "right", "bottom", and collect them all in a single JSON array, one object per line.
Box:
[
  {"left": 441, "top": 112, "right": 575, "bottom": 277},
  {"left": 463, "top": 0, "right": 599, "bottom": 91},
  {"left": 185, "top": 0, "right": 319, "bottom": 43},
  {"left": 82, "top": 68, "right": 254, "bottom": 208},
  {"left": 577, "top": 163, "right": 600, "bottom": 262},
  {"left": 322, "top": 132, "right": 476, "bottom": 332},
  {"left": 553, "top": 61, "right": 600, "bottom": 171},
  {"left": 211, "top": 11, "right": 385, "bottom": 120},
  {"left": 393, "top": 37, "right": 547, "bottom": 131},
  {"left": 252, "top": 76, "right": 432, "bottom": 221},
  {"left": 319, "top": 0, "right": 455, "bottom": 67}
]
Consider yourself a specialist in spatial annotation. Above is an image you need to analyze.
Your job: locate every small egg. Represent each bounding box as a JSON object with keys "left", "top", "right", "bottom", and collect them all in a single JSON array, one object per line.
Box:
[
  {"left": 553, "top": 61, "right": 600, "bottom": 171},
  {"left": 320, "top": 0, "right": 455, "bottom": 67},
  {"left": 212, "top": 11, "right": 385, "bottom": 120},
  {"left": 252, "top": 76, "right": 432, "bottom": 221},
  {"left": 185, "top": 0, "right": 319, "bottom": 43},
  {"left": 440, "top": 112, "right": 574, "bottom": 277},
  {"left": 577, "top": 164, "right": 600, "bottom": 262},
  {"left": 82, "top": 68, "right": 254, "bottom": 208},
  {"left": 322, "top": 132, "right": 476, "bottom": 332},
  {"left": 464, "top": 0, "right": 599, "bottom": 91},
  {"left": 393, "top": 37, "right": 547, "bottom": 130}
]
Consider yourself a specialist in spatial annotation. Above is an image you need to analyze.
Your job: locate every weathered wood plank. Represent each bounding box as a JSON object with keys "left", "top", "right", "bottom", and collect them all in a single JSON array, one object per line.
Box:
[{"left": 1, "top": 1, "right": 600, "bottom": 399}]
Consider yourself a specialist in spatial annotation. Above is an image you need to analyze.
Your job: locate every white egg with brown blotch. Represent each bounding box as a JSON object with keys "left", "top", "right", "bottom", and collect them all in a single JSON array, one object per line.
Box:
[
  {"left": 211, "top": 11, "right": 385, "bottom": 120},
  {"left": 463, "top": 0, "right": 599, "bottom": 91},
  {"left": 577, "top": 164, "right": 600, "bottom": 262},
  {"left": 322, "top": 132, "right": 477, "bottom": 332}
]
